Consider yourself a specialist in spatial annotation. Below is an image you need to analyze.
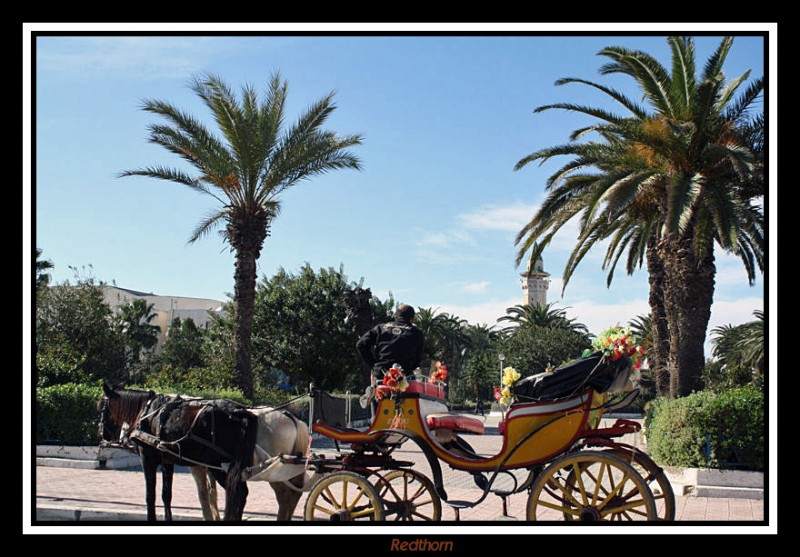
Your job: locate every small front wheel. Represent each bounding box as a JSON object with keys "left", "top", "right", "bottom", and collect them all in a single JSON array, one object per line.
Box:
[
  {"left": 527, "top": 451, "right": 657, "bottom": 521},
  {"left": 304, "top": 471, "right": 385, "bottom": 521},
  {"left": 375, "top": 469, "right": 442, "bottom": 521}
]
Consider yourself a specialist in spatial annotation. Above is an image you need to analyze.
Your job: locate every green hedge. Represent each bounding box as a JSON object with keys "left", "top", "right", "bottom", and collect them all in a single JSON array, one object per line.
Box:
[
  {"left": 36, "top": 383, "right": 104, "bottom": 446},
  {"left": 645, "top": 387, "right": 764, "bottom": 471}
]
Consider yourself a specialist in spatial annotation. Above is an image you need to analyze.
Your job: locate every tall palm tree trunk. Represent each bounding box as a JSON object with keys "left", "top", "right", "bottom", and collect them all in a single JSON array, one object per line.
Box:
[
  {"left": 660, "top": 235, "right": 716, "bottom": 398},
  {"left": 228, "top": 209, "right": 269, "bottom": 401},
  {"left": 646, "top": 242, "right": 670, "bottom": 396}
]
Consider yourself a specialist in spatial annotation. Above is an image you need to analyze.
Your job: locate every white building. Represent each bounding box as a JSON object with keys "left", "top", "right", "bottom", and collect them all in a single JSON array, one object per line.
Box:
[
  {"left": 520, "top": 248, "right": 551, "bottom": 307},
  {"left": 102, "top": 286, "right": 226, "bottom": 350}
]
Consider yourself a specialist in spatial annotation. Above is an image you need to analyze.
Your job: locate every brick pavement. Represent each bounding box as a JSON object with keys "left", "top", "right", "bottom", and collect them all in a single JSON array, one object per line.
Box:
[{"left": 30, "top": 414, "right": 768, "bottom": 529}]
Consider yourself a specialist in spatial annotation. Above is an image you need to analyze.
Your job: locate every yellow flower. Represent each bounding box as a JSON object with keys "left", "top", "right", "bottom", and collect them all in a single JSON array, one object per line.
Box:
[{"left": 502, "top": 367, "right": 520, "bottom": 386}]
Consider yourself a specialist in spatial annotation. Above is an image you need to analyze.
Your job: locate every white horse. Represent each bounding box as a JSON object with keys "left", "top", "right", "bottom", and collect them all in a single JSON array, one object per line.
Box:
[{"left": 191, "top": 405, "right": 312, "bottom": 521}]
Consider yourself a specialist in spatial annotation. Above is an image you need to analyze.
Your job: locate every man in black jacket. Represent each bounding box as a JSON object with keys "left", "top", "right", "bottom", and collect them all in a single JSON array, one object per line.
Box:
[{"left": 356, "top": 304, "right": 425, "bottom": 386}]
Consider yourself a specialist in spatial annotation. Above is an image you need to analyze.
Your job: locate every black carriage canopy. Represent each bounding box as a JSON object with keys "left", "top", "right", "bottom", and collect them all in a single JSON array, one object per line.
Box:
[{"left": 512, "top": 351, "right": 632, "bottom": 402}]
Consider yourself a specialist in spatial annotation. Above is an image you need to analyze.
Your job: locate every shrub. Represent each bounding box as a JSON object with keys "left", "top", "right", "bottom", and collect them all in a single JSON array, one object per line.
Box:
[
  {"left": 36, "top": 383, "right": 104, "bottom": 446},
  {"left": 645, "top": 387, "right": 764, "bottom": 471}
]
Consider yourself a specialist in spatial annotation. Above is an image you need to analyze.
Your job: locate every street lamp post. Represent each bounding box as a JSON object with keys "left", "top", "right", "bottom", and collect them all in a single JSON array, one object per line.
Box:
[{"left": 498, "top": 353, "right": 505, "bottom": 386}]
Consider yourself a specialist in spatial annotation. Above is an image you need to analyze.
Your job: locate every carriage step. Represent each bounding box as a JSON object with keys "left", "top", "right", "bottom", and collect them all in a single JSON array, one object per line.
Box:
[{"left": 445, "top": 500, "right": 475, "bottom": 508}]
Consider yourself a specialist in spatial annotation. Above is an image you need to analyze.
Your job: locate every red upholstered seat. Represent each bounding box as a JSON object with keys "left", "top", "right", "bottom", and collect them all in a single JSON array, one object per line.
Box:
[
  {"left": 405, "top": 381, "right": 445, "bottom": 399},
  {"left": 425, "top": 413, "right": 485, "bottom": 435}
]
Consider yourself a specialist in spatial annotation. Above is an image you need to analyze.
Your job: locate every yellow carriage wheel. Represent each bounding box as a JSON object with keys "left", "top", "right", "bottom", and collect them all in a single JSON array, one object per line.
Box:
[
  {"left": 304, "top": 471, "right": 385, "bottom": 522},
  {"left": 527, "top": 451, "right": 656, "bottom": 522},
  {"left": 375, "top": 469, "right": 442, "bottom": 521},
  {"left": 602, "top": 449, "right": 675, "bottom": 521}
]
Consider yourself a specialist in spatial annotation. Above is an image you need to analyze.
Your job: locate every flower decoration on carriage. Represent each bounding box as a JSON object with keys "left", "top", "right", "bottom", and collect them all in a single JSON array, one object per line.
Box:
[
  {"left": 494, "top": 366, "right": 520, "bottom": 406},
  {"left": 429, "top": 361, "right": 448, "bottom": 385},
  {"left": 376, "top": 364, "right": 409, "bottom": 400},
  {"left": 592, "top": 325, "right": 646, "bottom": 371}
]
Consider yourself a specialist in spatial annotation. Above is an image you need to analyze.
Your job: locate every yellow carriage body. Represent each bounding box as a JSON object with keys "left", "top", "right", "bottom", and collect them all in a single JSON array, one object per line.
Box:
[{"left": 335, "top": 385, "right": 609, "bottom": 472}]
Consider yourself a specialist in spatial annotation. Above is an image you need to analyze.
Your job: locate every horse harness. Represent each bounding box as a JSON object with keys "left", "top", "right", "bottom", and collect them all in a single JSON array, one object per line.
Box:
[{"left": 130, "top": 394, "right": 250, "bottom": 471}]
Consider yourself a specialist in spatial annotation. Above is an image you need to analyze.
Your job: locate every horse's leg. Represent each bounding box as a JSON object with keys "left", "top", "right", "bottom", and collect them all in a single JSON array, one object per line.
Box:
[
  {"left": 270, "top": 477, "right": 304, "bottom": 521},
  {"left": 190, "top": 466, "right": 220, "bottom": 521},
  {"left": 207, "top": 469, "right": 220, "bottom": 520},
  {"left": 161, "top": 460, "right": 174, "bottom": 521},
  {"left": 140, "top": 451, "right": 158, "bottom": 521},
  {"left": 223, "top": 475, "right": 249, "bottom": 521}
]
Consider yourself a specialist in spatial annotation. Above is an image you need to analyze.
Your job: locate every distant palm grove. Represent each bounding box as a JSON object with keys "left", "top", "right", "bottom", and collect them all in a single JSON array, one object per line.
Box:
[{"left": 34, "top": 36, "right": 764, "bottom": 407}]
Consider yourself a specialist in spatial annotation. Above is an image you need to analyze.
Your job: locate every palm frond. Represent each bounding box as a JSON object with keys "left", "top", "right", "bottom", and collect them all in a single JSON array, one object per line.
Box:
[
  {"left": 598, "top": 46, "right": 674, "bottom": 117},
  {"left": 702, "top": 36, "right": 734, "bottom": 82},
  {"left": 668, "top": 36, "right": 697, "bottom": 117},
  {"left": 554, "top": 77, "right": 649, "bottom": 119},
  {"left": 715, "top": 70, "right": 752, "bottom": 115},
  {"left": 187, "top": 209, "right": 229, "bottom": 244},
  {"left": 723, "top": 77, "right": 764, "bottom": 123},
  {"left": 533, "top": 103, "right": 628, "bottom": 127},
  {"left": 118, "top": 166, "right": 227, "bottom": 205}
]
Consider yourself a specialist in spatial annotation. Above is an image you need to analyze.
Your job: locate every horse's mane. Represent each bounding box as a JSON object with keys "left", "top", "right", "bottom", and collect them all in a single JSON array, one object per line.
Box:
[{"left": 107, "top": 388, "right": 154, "bottom": 425}]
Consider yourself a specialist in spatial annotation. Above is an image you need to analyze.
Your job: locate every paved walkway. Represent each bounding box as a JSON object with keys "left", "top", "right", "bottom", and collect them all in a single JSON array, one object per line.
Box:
[{"left": 30, "top": 413, "right": 770, "bottom": 531}]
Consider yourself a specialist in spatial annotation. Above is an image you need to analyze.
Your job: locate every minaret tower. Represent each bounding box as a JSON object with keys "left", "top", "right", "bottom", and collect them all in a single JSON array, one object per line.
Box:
[{"left": 520, "top": 247, "right": 551, "bottom": 307}]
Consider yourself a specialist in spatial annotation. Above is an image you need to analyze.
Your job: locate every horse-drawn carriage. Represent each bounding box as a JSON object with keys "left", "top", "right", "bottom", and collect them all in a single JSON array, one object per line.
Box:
[
  {"left": 297, "top": 352, "right": 674, "bottom": 522},
  {"left": 99, "top": 351, "right": 674, "bottom": 522}
]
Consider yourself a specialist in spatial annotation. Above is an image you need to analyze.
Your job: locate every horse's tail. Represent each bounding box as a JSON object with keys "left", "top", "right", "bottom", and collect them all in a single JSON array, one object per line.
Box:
[
  {"left": 223, "top": 410, "right": 259, "bottom": 521},
  {"left": 293, "top": 416, "right": 311, "bottom": 458}
]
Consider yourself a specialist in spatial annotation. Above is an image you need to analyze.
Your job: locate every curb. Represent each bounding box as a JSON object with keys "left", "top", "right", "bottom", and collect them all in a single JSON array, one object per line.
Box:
[{"left": 664, "top": 466, "right": 764, "bottom": 499}]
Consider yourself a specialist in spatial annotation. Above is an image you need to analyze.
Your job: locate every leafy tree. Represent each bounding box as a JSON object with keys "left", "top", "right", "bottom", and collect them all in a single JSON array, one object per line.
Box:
[
  {"left": 35, "top": 268, "right": 127, "bottom": 386},
  {"left": 160, "top": 317, "right": 205, "bottom": 375},
  {"left": 120, "top": 73, "right": 363, "bottom": 400},
  {"left": 459, "top": 324, "right": 502, "bottom": 402},
  {"left": 514, "top": 36, "right": 763, "bottom": 397},
  {"left": 370, "top": 292, "right": 396, "bottom": 325},
  {"left": 36, "top": 248, "right": 53, "bottom": 296},
  {"left": 500, "top": 325, "right": 591, "bottom": 380},
  {"left": 252, "top": 264, "right": 364, "bottom": 391}
]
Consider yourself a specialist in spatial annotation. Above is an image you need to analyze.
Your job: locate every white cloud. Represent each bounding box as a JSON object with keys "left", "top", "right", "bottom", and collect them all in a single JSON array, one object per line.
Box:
[
  {"left": 460, "top": 281, "right": 491, "bottom": 294},
  {"left": 37, "top": 36, "right": 233, "bottom": 80},
  {"left": 436, "top": 298, "right": 520, "bottom": 327},
  {"left": 708, "top": 297, "right": 763, "bottom": 329},
  {"left": 457, "top": 203, "right": 538, "bottom": 232}
]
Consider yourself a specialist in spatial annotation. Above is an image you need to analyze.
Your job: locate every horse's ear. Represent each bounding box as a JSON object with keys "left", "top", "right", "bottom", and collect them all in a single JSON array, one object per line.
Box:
[{"left": 102, "top": 383, "right": 121, "bottom": 398}]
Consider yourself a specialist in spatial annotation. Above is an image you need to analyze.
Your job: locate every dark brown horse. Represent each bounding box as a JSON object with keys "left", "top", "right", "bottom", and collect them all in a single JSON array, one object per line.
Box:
[{"left": 98, "top": 384, "right": 258, "bottom": 521}]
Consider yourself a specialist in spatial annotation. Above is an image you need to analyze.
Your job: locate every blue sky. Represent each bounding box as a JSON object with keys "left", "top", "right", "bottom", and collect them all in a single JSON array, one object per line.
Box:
[{"left": 28, "top": 25, "right": 772, "bottom": 357}]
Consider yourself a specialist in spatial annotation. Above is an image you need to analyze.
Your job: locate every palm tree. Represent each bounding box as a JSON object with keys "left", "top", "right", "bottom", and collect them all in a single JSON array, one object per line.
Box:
[
  {"left": 515, "top": 36, "right": 763, "bottom": 397},
  {"left": 414, "top": 308, "right": 472, "bottom": 372},
  {"left": 116, "top": 298, "right": 161, "bottom": 364},
  {"left": 498, "top": 303, "right": 589, "bottom": 336},
  {"left": 121, "top": 73, "right": 362, "bottom": 399},
  {"left": 711, "top": 309, "right": 764, "bottom": 384}
]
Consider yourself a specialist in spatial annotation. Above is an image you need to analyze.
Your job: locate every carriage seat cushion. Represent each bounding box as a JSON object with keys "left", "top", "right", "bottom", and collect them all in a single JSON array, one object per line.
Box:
[
  {"left": 425, "top": 413, "right": 484, "bottom": 435},
  {"left": 405, "top": 381, "right": 445, "bottom": 399}
]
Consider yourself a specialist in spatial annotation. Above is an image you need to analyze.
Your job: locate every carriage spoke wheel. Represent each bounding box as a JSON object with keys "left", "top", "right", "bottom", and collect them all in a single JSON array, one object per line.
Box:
[
  {"left": 304, "top": 471, "right": 385, "bottom": 522},
  {"left": 375, "top": 469, "right": 442, "bottom": 521},
  {"left": 602, "top": 449, "right": 675, "bottom": 521},
  {"left": 527, "top": 452, "right": 656, "bottom": 522}
]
